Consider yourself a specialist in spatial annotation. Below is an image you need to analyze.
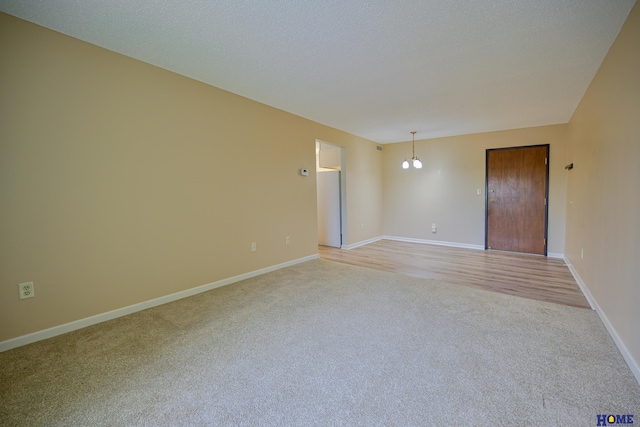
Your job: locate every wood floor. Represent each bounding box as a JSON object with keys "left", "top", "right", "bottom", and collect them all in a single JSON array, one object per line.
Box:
[{"left": 318, "top": 240, "right": 590, "bottom": 309}]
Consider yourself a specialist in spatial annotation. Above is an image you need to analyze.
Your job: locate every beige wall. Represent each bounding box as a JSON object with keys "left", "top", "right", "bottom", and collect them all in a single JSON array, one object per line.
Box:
[
  {"left": 383, "top": 125, "right": 568, "bottom": 254},
  {"left": 0, "top": 13, "right": 382, "bottom": 342},
  {"left": 565, "top": 2, "right": 639, "bottom": 372}
]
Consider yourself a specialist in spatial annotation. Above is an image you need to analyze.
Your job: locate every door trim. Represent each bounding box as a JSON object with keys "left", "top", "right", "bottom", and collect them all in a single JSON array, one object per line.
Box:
[
  {"left": 315, "top": 140, "right": 347, "bottom": 247},
  {"left": 484, "top": 144, "right": 550, "bottom": 256}
]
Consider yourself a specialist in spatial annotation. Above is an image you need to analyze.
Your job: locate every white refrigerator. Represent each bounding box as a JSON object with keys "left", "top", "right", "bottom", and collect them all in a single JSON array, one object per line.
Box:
[{"left": 317, "top": 170, "right": 341, "bottom": 247}]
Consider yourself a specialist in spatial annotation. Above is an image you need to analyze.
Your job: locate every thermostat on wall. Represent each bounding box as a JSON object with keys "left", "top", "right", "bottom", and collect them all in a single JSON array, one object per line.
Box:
[{"left": 300, "top": 169, "right": 309, "bottom": 176}]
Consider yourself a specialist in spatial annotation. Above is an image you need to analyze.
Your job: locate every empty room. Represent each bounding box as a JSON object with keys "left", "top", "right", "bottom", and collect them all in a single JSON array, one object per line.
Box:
[{"left": 1, "top": 1, "right": 638, "bottom": 425}]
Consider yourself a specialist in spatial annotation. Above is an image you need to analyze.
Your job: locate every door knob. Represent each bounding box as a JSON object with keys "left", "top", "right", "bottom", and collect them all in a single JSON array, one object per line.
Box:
[{"left": 489, "top": 199, "right": 495, "bottom": 203}]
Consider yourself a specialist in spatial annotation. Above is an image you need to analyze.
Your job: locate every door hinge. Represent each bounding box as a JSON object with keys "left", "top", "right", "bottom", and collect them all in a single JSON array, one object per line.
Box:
[
  {"left": 545, "top": 157, "right": 548, "bottom": 165},
  {"left": 544, "top": 198, "right": 547, "bottom": 206},
  {"left": 543, "top": 238, "right": 546, "bottom": 246}
]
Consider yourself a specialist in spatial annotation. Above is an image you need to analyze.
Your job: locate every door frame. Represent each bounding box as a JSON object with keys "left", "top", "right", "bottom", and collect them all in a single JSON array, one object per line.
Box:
[
  {"left": 484, "top": 144, "right": 550, "bottom": 255},
  {"left": 316, "top": 140, "right": 347, "bottom": 247}
]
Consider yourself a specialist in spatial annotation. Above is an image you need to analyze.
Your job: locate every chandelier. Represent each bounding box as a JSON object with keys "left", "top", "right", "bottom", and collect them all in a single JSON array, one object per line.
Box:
[{"left": 402, "top": 131, "right": 422, "bottom": 169}]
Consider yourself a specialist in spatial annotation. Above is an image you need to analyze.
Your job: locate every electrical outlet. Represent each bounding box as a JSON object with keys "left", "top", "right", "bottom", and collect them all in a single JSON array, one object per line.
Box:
[
  {"left": 19, "top": 282, "right": 34, "bottom": 300},
  {"left": 285, "top": 236, "right": 291, "bottom": 245},
  {"left": 251, "top": 242, "right": 257, "bottom": 252},
  {"left": 432, "top": 223, "right": 437, "bottom": 233}
]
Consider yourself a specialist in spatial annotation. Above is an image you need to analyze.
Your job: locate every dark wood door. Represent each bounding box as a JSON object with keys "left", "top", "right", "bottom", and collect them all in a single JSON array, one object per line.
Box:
[{"left": 485, "top": 145, "right": 549, "bottom": 255}]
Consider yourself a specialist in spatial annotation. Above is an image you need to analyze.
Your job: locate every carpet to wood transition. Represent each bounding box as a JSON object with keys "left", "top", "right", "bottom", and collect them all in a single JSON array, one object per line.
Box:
[{"left": 0, "top": 259, "right": 637, "bottom": 426}]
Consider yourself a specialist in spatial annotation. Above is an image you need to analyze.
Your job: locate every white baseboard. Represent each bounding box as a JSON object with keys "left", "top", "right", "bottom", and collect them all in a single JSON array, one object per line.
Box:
[
  {"left": 342, "top": 236, "right": 383, "bottom": 250},
  {"left": 547, "top": 252, "right": 564, "bottom": 259},
  {"left": 564, "top": 257, "right": 640, "bottom": 386},
  {"left": 563, "top": 257, "right": 596, "bottom": 310},
  {"left": 0, "top": 254, "right": 319, "bottom": 353},
  {"left": 383, "top": 235, "right": 485, "bottom": 250}
]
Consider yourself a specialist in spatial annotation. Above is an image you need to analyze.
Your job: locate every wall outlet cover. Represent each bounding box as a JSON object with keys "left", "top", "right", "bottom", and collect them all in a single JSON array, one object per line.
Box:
[{"left": 19, "top": 282, "right": 34, "bottom": 299}]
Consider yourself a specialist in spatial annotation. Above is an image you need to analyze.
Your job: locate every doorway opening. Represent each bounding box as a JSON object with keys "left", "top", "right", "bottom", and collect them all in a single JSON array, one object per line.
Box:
[{"left": 316, "top": 140, "right": 347, "bottom": 248}]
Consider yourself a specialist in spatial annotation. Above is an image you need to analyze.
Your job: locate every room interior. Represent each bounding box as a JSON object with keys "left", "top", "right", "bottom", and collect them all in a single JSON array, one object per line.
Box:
[{"left": 0, "top": 0, "right": 638, "bottom": 419}]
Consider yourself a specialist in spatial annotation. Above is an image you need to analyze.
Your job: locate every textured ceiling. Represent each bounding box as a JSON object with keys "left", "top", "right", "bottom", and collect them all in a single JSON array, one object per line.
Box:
[{"left": 0, "top": 0, "right": 635, "bottom": 143}]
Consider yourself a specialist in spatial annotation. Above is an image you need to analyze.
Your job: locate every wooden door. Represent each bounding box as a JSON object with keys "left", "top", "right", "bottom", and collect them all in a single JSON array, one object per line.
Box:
[{"left": 485, "top": 145, "right": 549, "bottom": 255}]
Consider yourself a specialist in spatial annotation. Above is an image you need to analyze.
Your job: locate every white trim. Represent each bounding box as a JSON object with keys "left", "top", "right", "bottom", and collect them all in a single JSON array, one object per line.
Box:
[
  {"left": 383, "top": 235, "right": 485, "bottom": 250},
  {"left": 342, "top": 236, "right": 383, "bottom": 250},
  {"left": 547, "top": 252, "right": 564, "bottom": 259},
  {"left": 564, "top": 257, "right": 640, "bottom": 386},
  {"left": 563, "top": 257, "right": 596, "bottom": 310},
  {"left": 0, "top": 254, "right": 319, "bottom": 353}
]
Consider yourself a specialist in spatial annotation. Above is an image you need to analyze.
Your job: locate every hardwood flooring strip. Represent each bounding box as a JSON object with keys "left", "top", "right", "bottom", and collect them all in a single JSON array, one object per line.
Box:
[{"left": 318, "top": 240, "right": 590, "bottom": 309}]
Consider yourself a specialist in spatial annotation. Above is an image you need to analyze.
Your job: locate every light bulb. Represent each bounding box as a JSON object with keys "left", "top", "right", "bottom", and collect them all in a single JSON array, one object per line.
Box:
[
  {"left": 402, "top": 160, "right": 410, "bottom": 169},
  {"left": 413, "top": 158, "right": 422, "bottom": 169}
]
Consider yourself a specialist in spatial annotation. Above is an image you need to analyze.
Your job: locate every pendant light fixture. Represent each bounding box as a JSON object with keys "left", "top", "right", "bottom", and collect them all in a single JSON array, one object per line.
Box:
[{"left": 402, "top": 131, "right": 422, "bottom": 169}]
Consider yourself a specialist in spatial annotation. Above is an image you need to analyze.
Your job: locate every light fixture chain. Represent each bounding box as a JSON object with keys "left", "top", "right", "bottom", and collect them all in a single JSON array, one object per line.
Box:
[{"left": 411, "top": 131, "right": 416, "bottom": 159}]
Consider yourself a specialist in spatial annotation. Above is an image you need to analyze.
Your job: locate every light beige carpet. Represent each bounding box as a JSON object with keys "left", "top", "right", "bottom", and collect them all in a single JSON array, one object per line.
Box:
[{"left": 1, "top": 259, "right": 638, "bottom": 426}]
